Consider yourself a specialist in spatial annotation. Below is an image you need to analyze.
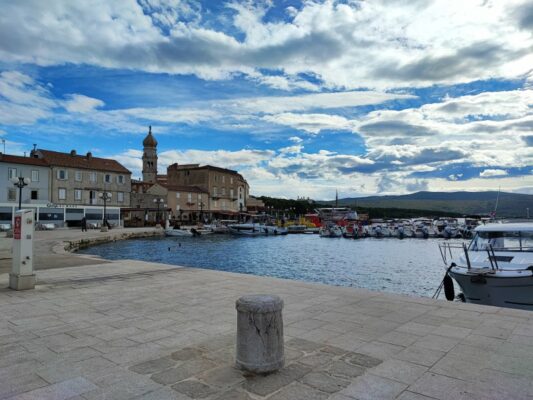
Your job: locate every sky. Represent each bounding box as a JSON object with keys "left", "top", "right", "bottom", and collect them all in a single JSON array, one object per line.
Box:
[{"left": 0, "top": 0, "right": 532, "bottom": 200}]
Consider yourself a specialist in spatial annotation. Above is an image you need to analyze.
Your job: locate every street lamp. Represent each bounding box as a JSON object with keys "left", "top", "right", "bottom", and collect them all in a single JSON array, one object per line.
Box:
[
  {"left": 199, "top": 201, "right": 205, "bottom": 223},
  {"left": 98, "top": 191, "right": 112, "bottom": 232},
  {"left": 153, "top": 198, "right": 165, "bottom": 228},
  {"left": 11, "top": 177, "right": 30, "bottom": 210}
]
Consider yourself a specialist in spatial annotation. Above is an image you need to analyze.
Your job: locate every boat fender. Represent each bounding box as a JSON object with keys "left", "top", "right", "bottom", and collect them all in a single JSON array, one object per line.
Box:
[
  {"left": 457, "top": 292, "right": 466, "bottom": 302},
  {"left": 443, "top": 274, "right": 455, "bottom": 301}
]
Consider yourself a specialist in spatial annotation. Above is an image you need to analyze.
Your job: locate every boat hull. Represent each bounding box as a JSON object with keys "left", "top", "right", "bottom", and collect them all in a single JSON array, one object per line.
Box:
[{"left": 449, "top": 270, "right": 533, "bottom": 311}]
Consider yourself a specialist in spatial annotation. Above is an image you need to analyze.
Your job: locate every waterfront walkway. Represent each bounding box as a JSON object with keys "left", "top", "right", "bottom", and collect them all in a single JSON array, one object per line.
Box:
[{"left": 1, "top": 229, "right": 533, "bottom": 399}]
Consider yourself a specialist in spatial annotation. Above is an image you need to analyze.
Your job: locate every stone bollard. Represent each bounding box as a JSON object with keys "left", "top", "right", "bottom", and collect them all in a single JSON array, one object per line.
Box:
[{"left": 235, "top": 294, "right": 284, "bottom": 374}]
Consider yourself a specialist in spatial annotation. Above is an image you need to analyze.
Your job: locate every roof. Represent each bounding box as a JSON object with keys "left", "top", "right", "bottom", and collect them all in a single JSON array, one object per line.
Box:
[
  {"left": 0, "top": 153, "right": 49, "bottom": 167},
  {"left": 142, "top": 127, "right": 157, "bottom": 147},
  {"left": 37, "top": 150, "right": 131, "bottom": 174},
  {"left": 168, "top": 163, "right": 246, "bottom": 180},
  {"left": 475, "top": 223, "right": 533, "bottom": 233},
  {"left": 165, "top": 185, "right": 208, "bottom": 194}
]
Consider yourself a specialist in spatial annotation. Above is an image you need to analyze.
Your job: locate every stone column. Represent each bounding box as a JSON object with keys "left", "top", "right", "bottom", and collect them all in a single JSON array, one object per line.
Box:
[{"left": 235, "top": 294, "right": 284, "bottom": 374}]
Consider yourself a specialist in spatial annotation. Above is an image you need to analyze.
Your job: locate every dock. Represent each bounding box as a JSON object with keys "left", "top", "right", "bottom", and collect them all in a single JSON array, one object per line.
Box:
[{"left": 1, "top": 229, "right": 532, "bottom": 399}]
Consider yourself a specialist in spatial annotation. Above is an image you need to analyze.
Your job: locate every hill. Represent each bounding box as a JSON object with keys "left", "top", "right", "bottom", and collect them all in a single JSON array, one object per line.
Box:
[{"left": 322, "top": 191, "right": 532, "bottom": 218}]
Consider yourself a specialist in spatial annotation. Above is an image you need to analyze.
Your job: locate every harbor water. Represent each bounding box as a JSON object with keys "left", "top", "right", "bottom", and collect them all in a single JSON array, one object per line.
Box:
[{"left": 79, "top": 234, "right": 465, "bottom": 298}]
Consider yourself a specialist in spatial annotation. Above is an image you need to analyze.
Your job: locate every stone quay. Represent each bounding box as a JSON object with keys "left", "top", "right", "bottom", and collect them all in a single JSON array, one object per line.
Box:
[{"left": 0, "top": 228, "right": 533, "bottom": 399}]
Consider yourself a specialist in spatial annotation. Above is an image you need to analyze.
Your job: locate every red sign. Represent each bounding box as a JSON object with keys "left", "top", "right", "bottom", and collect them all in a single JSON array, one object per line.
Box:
[{"left": 14, "top": 216, "right": 21, "bottom": 240}]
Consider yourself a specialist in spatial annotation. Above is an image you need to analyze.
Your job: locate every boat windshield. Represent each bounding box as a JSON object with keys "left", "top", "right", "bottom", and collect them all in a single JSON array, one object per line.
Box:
[{"left": 469, "top": 231, "right": 533, "bottom": 252}]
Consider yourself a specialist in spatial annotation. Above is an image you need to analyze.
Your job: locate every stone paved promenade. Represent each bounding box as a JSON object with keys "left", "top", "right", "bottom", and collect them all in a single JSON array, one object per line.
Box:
[{"left": 1, "top": 229, "right": 533, "bottom": 399}]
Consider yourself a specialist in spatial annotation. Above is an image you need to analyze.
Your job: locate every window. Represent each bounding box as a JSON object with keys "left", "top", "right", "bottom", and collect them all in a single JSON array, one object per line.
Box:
[
  {"left": 104, "top": 174, "right": 111, "bottom": 183},
  {"left": 188, "top": 193, "right": 192, "bottom": 202},
  {"left": 222, "top": 175, "right": 225, "bottom": 183},
  {"left": 221, "top": 187, "right": 225, "bottom": 196},
  {"left": 57, "top": 169, "right": 68, "bottom": 180},
  {"left": 176, "top": 192, "right": 180, "bottom": 199},
  {"left": 8, "top": 168, "right": 17, "bottom": 179},
  {"left": 58, "top": 188, "right": 66, "bottom": 200},
  {"left": 75, "top": 171, "right": 82, "bottom": 181},
  {"left": 31, "top": 190, "right": 38, "bottom": 200},
  {"left": 197, "top": 193, "right": 201, "bottom": 201},
  {"left": 117, "top": 192, "right": 124, "bottom": 202},
  {"left": 230, "top": 189, "right": 234, "bottom": 198},
  {"left": 222, "top": 201, "right": 226, "bottom": 210},
  {"left": 74, "top": 189, "right": 82, "bottom": 201},
  {"left": 117, "top": 175, "right": 124, "bottom": 184},
  {"left": 230, "top": 177, "right": 233, "bottom": 184},
  {"left": 213, "top": 186, "right": 217, "bottom": 196},
  {"left": 213, "top": 200, "right": 218, "bottom": 208},
  {"left": 89, "top": 172, "right": 97, "bottom": 183},
  {"left": 31, "top": 170, "right": 39, "bottom": 182},
  {"left": 8, "top": 188, "right": 16, "bottom": 202}
]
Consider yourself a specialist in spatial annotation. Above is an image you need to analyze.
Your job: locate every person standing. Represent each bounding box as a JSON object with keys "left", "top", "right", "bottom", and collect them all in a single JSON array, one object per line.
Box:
[{"left": 81, "top": 216, "right": 87, "bottom": 232}]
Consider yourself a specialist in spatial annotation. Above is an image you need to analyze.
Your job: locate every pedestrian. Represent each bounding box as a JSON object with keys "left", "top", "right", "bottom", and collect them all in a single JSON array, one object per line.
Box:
[{"left": 81, "top": 216, "right": 87, "bottom": 232}]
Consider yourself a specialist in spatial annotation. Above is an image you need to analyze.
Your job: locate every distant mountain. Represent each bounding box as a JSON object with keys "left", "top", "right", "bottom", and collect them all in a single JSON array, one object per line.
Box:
[{"left": 322, "top": 191, "right": 533, "bottom": 218}]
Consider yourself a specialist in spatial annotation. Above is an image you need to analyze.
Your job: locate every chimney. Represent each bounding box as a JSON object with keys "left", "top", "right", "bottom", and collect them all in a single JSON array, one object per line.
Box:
[
  {"left": 70, "top": 149, "right": 77, "bottom": 156},
  {"left": 86, "top": 151, "right": 92, "bottom": 160}
]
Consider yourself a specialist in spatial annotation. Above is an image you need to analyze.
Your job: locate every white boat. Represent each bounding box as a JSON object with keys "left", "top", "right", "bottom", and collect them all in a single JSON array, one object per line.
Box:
[
  {"left": 264, "top": 225, "right": 288, "bottom": 235},
  {"left": 228, "top": 223, "right": 267, "bottom": 236},
  {"left": 165, "top": 227, "right": 214, "bottom": 237},
  {"left": 287, "top": 224, "right": 307, "bottom": 234},
  {"left": 319, "top": 225, "right": 343, "bottom": 238},
  {"left": 440, "top": 223, "right": 533, "bottom": 310}
]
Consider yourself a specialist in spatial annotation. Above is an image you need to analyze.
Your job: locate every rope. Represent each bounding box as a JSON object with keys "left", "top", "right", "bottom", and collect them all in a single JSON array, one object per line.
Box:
[{"left": 432, "top": 264, "right": 454, "bottom": 299}]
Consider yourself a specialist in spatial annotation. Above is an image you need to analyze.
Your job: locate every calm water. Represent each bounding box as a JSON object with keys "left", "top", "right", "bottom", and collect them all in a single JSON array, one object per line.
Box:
[{"left": 79, "top": 234, "right": 465, "bottom": 298}]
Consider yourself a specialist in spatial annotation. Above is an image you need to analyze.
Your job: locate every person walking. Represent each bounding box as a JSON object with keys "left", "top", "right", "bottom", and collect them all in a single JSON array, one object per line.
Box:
[{"left": 81, "top": 216, "right": 87, "bottom": 232}]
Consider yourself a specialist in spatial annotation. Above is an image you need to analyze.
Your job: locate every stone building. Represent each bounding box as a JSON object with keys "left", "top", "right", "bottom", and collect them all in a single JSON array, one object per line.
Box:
[
  {"left": 166, "top": 163, "right": 249, "bottom": 218},
  {"left": 123, "top": 181, "right": 169, "bottom": 226},
  {"left": 165, "top": 185, "right": 209, "bottom": 223}
]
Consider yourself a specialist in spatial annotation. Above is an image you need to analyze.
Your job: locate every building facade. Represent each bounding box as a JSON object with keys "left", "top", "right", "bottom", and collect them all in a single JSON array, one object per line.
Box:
[
  {"left": 166, "top": 163, "right": 249, "bottom": 217},
  {"left": 166, "top": 185, "right": 209, "bottom": 222},
  {"left": 32, "top": 149, "right": 131, "bottom": 208}
]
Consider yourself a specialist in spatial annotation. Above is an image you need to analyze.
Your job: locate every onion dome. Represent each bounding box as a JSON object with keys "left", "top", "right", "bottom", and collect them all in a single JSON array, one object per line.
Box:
[{"left": 143, "top": 126, "right": 158, "bottom": 147}]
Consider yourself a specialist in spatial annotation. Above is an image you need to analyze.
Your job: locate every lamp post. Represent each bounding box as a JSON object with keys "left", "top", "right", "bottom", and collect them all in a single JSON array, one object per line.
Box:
[
  {"left": 98, "top": 191, "right": 112, "bottom": 232},
  {"left": 11, "top": 177, "right": 30, "bottom": 210},
  {"left": 153, "top": 198, "right": 165, "bottom": 228},
  {"left": 199, "top": 201, "right": 204, "bottom": 223}
]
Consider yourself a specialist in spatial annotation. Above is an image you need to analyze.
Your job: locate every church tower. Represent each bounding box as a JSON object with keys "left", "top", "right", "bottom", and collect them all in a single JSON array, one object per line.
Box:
[{"left": 142, "top": 126, "right": 158, "bottom": 183}]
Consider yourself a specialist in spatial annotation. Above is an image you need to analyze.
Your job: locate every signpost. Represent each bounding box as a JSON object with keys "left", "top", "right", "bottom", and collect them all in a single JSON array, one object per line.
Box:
[{"left": 10, "top": 209, "right": 35, "bottom": 290}]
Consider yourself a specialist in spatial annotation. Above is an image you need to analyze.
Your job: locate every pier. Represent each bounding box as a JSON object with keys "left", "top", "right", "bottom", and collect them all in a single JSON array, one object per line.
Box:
[{"left": 1, "top": 230, "right": 533, "bottom": 399}]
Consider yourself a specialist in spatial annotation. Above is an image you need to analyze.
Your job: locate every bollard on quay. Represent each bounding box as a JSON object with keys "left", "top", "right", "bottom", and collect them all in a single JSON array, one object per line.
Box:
[{"left": 235, "top": 294, "right": 284, "bottom": 374}]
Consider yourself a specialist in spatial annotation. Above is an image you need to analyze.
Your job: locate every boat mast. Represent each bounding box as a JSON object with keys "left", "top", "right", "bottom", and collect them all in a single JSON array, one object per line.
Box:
[{"left": 492, "top": 186, "right": 500, "bottom": 219}]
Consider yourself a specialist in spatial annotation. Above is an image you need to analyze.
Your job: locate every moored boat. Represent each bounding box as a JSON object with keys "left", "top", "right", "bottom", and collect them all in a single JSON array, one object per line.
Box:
[{"left": 439, "top": 223, "right": 533, "bottom": 310}]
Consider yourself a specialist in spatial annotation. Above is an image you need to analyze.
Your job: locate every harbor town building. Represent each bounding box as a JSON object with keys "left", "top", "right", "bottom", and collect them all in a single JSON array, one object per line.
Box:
[{"left": 0, "top": 149, "right": 131, "bottom": 227}]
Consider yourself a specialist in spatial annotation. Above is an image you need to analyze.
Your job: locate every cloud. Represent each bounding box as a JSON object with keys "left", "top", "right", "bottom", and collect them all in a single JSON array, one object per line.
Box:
[
  {"left": 263, "top": 113, "right": 354, "bottom": 134},
  {"left": 2, "top": 0, "right": 531, "bottom": 89},
  {"left": 479, "top": 169, "right": 508, "bottom": 178},
  {"left": 63, "top": 94, "right": 104, "bottom": 113}
]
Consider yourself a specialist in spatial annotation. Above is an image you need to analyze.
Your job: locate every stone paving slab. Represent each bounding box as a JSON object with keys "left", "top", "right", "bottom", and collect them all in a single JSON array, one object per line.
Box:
[{"left": 1, "top": 260, "right": 533, "bottom": 399}]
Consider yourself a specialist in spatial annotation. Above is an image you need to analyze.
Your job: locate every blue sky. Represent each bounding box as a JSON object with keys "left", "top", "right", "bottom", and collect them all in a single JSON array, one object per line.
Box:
[{"left": 0, "top": 0, "right": 532, "bottom": 199}]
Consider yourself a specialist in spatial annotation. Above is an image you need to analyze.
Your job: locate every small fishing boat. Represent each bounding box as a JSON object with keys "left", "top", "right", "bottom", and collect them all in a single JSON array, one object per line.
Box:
[{"left": 437, "top": 223, "right": 533, "bottom": 310}]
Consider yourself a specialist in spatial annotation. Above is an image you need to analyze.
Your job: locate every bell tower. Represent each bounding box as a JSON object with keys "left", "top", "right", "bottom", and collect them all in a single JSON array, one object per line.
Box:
[{"left": 142, "top": 126, "right": 158, "bottom": 183}]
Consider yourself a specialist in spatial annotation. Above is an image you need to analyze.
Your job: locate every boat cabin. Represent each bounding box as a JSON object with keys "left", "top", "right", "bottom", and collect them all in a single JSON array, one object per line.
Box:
[{"left": 468, "top": 223, "right": 533, "bottom": 252}]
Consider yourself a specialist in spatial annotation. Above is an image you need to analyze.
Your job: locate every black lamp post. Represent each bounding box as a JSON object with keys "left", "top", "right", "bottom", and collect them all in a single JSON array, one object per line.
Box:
[
  {"left": 153, "top": 198, "right": 165, "bottom": 226},
  {"left": 99, "top": 191, "right": 112, "bottom": 231},
  {"left": 199, "top": 201, "right": 204, "bottom": 222},
  {"left": 11, "top": 177, "right": 30, "bottom": 210}
]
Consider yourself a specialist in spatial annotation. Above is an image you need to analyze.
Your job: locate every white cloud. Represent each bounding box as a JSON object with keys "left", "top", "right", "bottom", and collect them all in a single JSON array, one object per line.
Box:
[
  {"left": 2, "top": 1, "right": 530, "bottom": 89},
  {"left": 263, "top": 113, "right": 354, "bottom": 134},
  {"left": 63, "top": 94, "right": 104, "bottom": 113},
  {"left": 480, "top": 169, "right": 508, "bottom": 178}
]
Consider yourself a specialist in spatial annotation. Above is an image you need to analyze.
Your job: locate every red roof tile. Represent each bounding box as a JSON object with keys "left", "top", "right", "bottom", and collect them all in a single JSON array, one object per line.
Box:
[
  {"left": 0, "top": 153, "right": 49, "bottom": 167},
  {"left": 38, "top": 150, "right": 131, "bottom": 174}
]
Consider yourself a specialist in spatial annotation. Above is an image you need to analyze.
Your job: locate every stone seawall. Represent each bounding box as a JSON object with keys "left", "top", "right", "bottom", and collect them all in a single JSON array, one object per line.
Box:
[{"left": 60, "top": 230, "right": 165, "bottom": 254}]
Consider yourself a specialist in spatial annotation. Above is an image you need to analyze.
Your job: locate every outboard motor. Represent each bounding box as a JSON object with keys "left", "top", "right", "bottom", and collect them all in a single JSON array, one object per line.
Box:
[{"left": 398, "top": 226, "right": 405, "bottom": 239}]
